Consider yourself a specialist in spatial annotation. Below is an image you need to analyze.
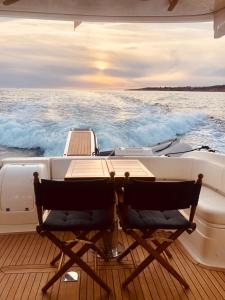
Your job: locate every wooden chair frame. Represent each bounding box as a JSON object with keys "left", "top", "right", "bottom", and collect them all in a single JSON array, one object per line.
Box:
[
  {"left": 117, "top": 174, "right": 203, "bottom": 289},
  {"left": 33, "top": 172, "right": 115, "bottom": 294}
]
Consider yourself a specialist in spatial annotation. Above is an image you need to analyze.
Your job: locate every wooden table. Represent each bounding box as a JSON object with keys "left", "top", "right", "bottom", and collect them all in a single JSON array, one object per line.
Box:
[
  {"left": 64, "top": 159, "right": 155, "bottom": 258},
  {"left": 65, "top": 159, "right": 155, "bottom": 182}
]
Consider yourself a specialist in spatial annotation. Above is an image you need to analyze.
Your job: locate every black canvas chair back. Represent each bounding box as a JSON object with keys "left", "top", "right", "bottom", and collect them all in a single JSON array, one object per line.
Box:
[
  {"left": 118, "top": 174, "right": 203, "bottom": 290},
  {"left": 33, "top": 172, "right": 115, "bottom": 294},
  {"left": 34, "top": 178, "right": 115, "bottom": 210},
  {"left": 123, "top": 179, "right": 201, "bottom": 211}
]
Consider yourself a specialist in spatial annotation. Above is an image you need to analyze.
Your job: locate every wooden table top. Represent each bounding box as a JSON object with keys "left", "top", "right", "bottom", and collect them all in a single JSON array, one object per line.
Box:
[
  {"left": 64, "top": 159, "right": 109, "bottom": 180},
  {"left": 65, "top": 159, "right": 155, "bottom": 181},
  {"left": 106, "top": 159, "right": 155, "bottom": 181}
]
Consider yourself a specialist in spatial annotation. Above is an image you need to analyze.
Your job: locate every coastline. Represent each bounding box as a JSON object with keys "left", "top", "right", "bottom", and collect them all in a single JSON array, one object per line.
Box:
[{"left": 127, "top": 84, "right": 225, "bottom": 92}]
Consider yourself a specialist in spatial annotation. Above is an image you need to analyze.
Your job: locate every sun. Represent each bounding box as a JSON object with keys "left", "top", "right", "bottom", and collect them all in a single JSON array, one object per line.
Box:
[{"left": 95, "top": 61, "right": 108, "bottom": 71}]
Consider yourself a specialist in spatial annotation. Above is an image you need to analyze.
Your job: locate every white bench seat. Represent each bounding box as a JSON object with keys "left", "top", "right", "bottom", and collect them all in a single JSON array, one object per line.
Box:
[{"left": 198, "top": 186, "right": 225, "bottom": 226}]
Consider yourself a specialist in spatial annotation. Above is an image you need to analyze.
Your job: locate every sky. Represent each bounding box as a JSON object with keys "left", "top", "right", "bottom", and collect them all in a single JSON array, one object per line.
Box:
[{"left": 0, "top": 18, "right": 225, "bottom": 89}]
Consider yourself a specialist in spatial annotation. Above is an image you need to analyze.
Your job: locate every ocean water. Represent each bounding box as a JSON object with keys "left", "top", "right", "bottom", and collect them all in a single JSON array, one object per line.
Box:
[{"left": 0, "top": 88, "right": 225, "bottom": 157}]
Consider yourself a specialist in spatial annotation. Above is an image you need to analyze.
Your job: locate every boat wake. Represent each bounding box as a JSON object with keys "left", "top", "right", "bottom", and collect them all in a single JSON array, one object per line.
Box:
[
  {"left": 0, "top": 89, "right": 221, "bottom": 156},
  {"left": 0, "top": 145, "right": 44, "bottom": 159}
]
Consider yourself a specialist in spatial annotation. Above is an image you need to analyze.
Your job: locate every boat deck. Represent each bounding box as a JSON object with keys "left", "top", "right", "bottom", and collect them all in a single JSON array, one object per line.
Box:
[{"left": 0, "top": 231, "right": 224, "bottom": 300}]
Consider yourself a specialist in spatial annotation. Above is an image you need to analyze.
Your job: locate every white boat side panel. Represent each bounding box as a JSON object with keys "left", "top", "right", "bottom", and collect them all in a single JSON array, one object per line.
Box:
[
  {"left": 184, "top": 150, "right": 225, "bottom": 164},
  {"left": 2, "top": 157, "right": 51, "bottom": 172},
  {"left": 51, "top": 157, "right": 74, "bottom": 179},
  {"left": 0, "top": 210, "right": 38, "bottom": 225},
  {"left": 0, "top": 164, "right": 48, "bottom": 212},
  {"left": 0, "top": 163, "right": 49, "bottom": 233},
  {"left": 0, "top": 223, "right": 37, "bottom": 233},
  {"left": 118, "top": 156, "right": 195, "bottom": 180}
]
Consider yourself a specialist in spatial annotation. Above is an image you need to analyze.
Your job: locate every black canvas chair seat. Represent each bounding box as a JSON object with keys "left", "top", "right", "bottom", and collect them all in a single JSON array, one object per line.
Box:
[
  {"left": 33, "top": 173, "right": 115, "bottom": 294},
  {"left": 43, "top": 209, "right": 113, "bottom": 231},
  {"left": 117, "top": 174, "right": 203, "bottom": 290},
  {"left": 122, "top": 207, "right": 190, "bottom": 229}
]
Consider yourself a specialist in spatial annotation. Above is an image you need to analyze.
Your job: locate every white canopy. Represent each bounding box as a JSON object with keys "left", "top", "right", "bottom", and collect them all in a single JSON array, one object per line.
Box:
[{"left": 0, "top": 0, "right": 225, "bottom": 38}]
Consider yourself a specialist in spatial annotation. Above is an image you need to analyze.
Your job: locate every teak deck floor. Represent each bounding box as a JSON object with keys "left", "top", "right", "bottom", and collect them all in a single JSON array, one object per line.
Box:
[{"left": 0, "top": 231, "right": 224, "bottom": 300}]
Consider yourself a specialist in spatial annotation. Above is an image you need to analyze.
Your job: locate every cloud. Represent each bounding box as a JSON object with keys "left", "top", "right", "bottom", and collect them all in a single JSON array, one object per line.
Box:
[{"left": 0, "top": 18, "right": 225, "bottom": 89}]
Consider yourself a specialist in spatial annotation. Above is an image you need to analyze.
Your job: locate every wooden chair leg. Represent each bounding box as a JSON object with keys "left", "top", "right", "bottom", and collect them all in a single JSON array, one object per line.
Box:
[
  {"left": 44, "top": 249, "right": 111, "bottom": 293},
  {"left": 145, "top": 244, "right": 189, "bottom": 288},
  {"left": 71, "top": 251, "right": 111, "bottom": 292},
  {"left": 122, "top": 229, "right": 189, "bottom": 289},
  {"left": 50, "top": 230, "right": 103, "bottom": 266},
  {"left": 152, "top": 239, "right": 173, "bottom": 259},
  {"left": 118, "top": 230, "right": 156, "bottom": 261},
  {"left": 42, "top": 259, "right": 75, "bottom": 293},
  {"left": 75, "top": 231, "right": 105, "bottom": 257},
  {"left": 50, "top": 232, "right": 89, "bottom": 266},
  {"left": 117, "top": 240, "right": 139, "bottom": 261},
  {"left": 50, "top": 252, "right": 63, "bottom": 266},
  {"left": 123, "top": 246, "right": 188, "bottom": 289},
  {"left": 42, "top": 231, "right": 111, "bottom": 293}
]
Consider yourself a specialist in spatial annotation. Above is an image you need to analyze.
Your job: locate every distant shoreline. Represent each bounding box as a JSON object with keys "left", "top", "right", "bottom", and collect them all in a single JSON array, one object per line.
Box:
[{"left": 127, "top": 84, "right": 225, "bottom": 92}]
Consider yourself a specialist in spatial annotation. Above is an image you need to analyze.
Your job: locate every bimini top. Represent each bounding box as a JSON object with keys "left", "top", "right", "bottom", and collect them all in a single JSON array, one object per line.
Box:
[{"left": 0, "top": 0, "right": 225, "bottom": 38}]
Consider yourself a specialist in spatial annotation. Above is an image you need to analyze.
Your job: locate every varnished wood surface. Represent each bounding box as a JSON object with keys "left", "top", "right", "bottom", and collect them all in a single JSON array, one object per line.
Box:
[
  {"left": 106, "top": 160, "right": 155, "bottom": 181},
  {"left": 64, "top": 159, "right": 110, "bottom": 180},
  {"left": 66, "top": 131, "right": 92, "bottom": 156},
  {"left": 65, "top": 159, "right": 155, "bottom": 181},
  {"left": 0, "top": 231, "right": 224, "bottom": 300}
]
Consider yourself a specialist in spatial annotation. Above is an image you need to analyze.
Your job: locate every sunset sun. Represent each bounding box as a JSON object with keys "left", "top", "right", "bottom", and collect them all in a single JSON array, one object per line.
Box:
[{"left": 95, "top": 60, "right": 108, "bottom": 71}]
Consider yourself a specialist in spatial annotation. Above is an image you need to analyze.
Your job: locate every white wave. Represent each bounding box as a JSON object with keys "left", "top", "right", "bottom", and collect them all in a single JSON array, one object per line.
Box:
[
  {"left": 96, "top": 111, "right": 206, "bottom": 150},
  {"left": 0, "top": 88, "right": 224, "bottom": 155}
]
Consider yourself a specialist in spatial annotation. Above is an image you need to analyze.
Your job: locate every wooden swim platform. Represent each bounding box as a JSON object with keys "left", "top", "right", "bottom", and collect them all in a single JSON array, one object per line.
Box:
[{"left": 64, "top": 129, "right": 97, "bottom": 156}]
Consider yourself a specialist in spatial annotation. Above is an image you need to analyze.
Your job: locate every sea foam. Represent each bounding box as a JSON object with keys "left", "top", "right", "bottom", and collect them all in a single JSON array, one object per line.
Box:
[{"left": 0, "top": 88, "right": 224, "bottom": 155}]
